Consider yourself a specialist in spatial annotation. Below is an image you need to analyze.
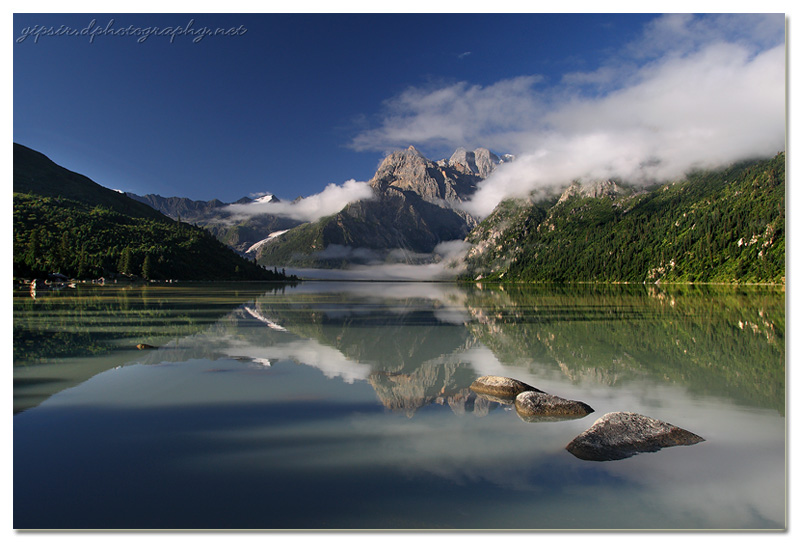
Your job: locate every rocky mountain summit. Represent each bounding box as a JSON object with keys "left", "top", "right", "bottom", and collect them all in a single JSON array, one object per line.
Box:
[
  {"left": 367, "top": 145, "right": 493, "bottom": 205},
  {"left": 255, "top": 146, "right": 507, "bottom": 268},
  {"left": 439, "top": 147, "right": 511, "bottom": 178},
  {"left": 127, "top": 146, "right": 508, "bottom": 266}
]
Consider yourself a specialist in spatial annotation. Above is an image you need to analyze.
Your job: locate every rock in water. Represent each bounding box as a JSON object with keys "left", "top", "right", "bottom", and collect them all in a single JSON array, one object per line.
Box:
[
  {"left": 514, "top": 390, "right": 594, "bottom": 422},
  {"left": 566, "top": 412, "right": 705, "bottom": 461},
  {"left": 469, "top": 375, "right": 539, "bottom": 401}
]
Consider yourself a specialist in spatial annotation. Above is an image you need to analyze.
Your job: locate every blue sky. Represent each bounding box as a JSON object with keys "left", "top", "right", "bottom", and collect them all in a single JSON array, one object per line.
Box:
[{"left": 13, "top": 10, "right": 787, "bottom": 216}]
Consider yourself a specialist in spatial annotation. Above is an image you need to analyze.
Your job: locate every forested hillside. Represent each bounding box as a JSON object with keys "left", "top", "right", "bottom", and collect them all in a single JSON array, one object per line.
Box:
[
  {"left": 463, "top": 153, "right": 785, "bottom": 284},
  {"left": 12, "top": 144, "right": 294, "bottom": 282}
]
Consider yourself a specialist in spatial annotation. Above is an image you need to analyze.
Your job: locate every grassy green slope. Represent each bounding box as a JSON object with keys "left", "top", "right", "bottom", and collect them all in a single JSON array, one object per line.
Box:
[{"left": 464, "top": 153, "right": 785, "bottom": 284}]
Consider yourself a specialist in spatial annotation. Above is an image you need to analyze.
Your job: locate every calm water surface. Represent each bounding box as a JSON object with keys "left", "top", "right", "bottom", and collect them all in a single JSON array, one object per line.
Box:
[{"left": 13, "top": 281, "right": 785, "bottom": 529}]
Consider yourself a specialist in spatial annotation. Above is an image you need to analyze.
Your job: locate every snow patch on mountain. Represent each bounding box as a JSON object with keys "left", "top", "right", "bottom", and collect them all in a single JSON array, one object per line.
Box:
[
  {"left": 252, "top": 194, "right": 275, "bottom": 203},
  {"left": 245, "top": 230, "right": 290, "bottom": 254}
]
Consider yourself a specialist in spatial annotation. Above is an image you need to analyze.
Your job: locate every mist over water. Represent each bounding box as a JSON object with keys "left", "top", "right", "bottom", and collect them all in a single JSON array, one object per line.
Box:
[{"left": 287, "top": 239, "right": 472, "bottom": 281}]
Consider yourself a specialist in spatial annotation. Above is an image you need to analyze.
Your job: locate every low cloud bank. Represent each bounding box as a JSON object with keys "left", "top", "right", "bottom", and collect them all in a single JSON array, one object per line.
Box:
[
  {"left": 462, "top": 39, "right": 785, "bottom": 218},
  {"left": 225, "top": 179, "right": 374, "bottom": 222},
  {"left": 351, "top": 14, "right": 785, "bottom": 219},
  {"left": 289, "top": 240, "right": 472, "bottom": 281}
]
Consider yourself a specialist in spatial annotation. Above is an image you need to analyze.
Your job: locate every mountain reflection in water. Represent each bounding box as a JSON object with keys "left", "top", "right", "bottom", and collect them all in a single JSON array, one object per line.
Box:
[
  {"left": 14, "top": 281, "right": 784, "bottom": 417},
  {"left": 13, "top": 281, "right": 785, "bottom": 529}
]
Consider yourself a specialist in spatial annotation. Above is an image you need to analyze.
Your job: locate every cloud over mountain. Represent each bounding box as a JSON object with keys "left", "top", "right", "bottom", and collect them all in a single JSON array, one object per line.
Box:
[
  {"left": 225, "top": 179, "right": 375, "bottom": 222},
  {"left": 351, "top": 14, "right": 785, "bottom": 219},
  {"left": 349, "top": 75, "right": 546, "bottom": 154}
]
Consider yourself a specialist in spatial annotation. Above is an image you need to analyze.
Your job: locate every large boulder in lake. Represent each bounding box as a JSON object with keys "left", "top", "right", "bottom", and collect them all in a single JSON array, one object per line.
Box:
[
  {"left": 566, "top": 412, "right": 705, "bottom": 461},
  {"left": 514, "top": 390, "right": 594, "bottom": 422},
  {"left": 469, "top": 375, "right": 539, "bottom": 403}
]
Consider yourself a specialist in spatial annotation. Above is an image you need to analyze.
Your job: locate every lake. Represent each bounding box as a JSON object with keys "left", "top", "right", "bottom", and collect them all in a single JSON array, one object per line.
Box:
[{"left": 13, "top": 281, "right": 786, "bottom": 530}]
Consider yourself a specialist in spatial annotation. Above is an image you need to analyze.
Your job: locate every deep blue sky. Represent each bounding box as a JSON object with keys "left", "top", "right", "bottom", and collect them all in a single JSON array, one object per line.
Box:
[{"left": 13, "top": 12, "right": 660, "bottom": 202}]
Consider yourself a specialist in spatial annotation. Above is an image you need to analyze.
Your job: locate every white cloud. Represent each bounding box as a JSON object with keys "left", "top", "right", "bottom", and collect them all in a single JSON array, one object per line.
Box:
[
  {"left": 225, "top": 179, "right": 375, "bottom": 222},
  {"left": 290, "top": 239, "right": 473, "bottom": 281},
  {"left": 350, "top": 14, "right": 786, "bottom": 219},
  {"left": 349, "top": 76, "right": 546, "bottom": 154},
  {"left": 630, "top": 13, "right": 784, "bottom": 60},
  {"left": 463, "top": 40, "right": 785, "bottom": 218},
  {"left": 249, "top": 191, "right": 273, "bottom": 199},
  {"left": 313, "top": 244, "right": 382, "bottom": 263}
]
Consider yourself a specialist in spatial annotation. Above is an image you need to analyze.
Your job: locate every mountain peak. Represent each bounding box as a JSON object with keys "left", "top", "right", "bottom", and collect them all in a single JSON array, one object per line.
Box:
[
  {"left": 369, "top": 146, "right": 490, "bottom": 206},
  {"left": 371, "top": 147, "right": 433, "bottom": 189},
  {"left": 406, "top": 145, "right": 424, "bottom": 157},
  {"left": 252, "top": 193, "right": 276, "bottom": 203},
  {"left": 447, "top": 147, "right": 503, "bottom": 178}
]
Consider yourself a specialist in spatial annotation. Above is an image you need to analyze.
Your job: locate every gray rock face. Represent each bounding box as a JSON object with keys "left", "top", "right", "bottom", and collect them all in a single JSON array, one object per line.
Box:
[
  {"left": 369, "top": 146, "right": 481, "bottom": 205},
  {"left": 447, "top": 147, "right": 504, "bottom": 178},
  {"left": 448, "top": 147, "right": 477, "bottom": 175},
  {"left": 556, "top": 179, "right": 624, "bottom": 205},
  {"left": 469, "top": 375, "right": 539, "bottom": 400},
  {"left": 566, "top": 412, "right": 705, "bottom": 461},
  {"left": 473, "top": 148, "right": 503, "bottom": 178},
  {"left": 514, "top": 390, "right": 594, "bottom": 422},
  {"left": 582, "top": 179, "right": 622, "bottom": 199}
]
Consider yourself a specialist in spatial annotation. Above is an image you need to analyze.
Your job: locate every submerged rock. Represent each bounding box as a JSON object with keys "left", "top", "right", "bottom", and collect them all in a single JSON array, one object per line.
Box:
[
  {"left": 566, "top": 412, "right": 705, "bottom": 461},
  {"left": 514, "top": 390, "right": 594, "bottom": 422},
  {"left": 469, "top": 375, "right": 539, "bottom": 401}
]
